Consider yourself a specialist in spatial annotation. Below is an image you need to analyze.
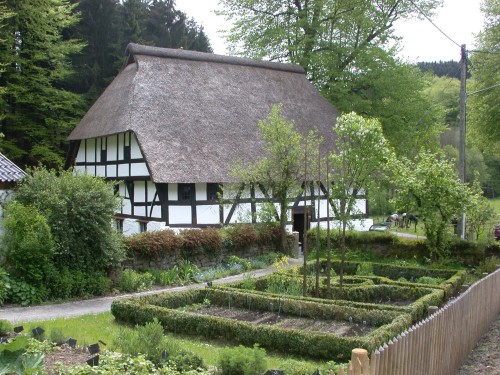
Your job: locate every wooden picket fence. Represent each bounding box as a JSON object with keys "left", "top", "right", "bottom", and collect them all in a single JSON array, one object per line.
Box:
[{"left": 335, "top": 267, "right": 500, "bottom": 375}]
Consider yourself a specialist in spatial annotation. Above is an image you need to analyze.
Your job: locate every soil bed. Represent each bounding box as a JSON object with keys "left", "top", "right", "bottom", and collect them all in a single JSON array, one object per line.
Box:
[{"left": 194, "top": 305, "right": 376, "bottom": 337}]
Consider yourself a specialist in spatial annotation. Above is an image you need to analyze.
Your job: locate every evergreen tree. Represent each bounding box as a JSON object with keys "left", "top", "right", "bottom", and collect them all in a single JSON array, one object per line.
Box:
[{"left": 0, "top": 0, "right": 84, "bottom": 168}]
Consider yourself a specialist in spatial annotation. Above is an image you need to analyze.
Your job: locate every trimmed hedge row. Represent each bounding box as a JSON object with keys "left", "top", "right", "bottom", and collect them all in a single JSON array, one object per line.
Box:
[
  {"left": 224, "top": 276, "right": 445, "bottom": 322},
  {"left": 302, "top": 260, "right": 459, "bottom": 280},
  {"left": 111, "top": 289, "right": 413, "bottom": 360}
]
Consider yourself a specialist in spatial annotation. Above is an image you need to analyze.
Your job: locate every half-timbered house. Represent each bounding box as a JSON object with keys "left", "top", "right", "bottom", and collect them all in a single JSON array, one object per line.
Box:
[{"left": 66, "top": 43, "right": 370, "bottom": 237}]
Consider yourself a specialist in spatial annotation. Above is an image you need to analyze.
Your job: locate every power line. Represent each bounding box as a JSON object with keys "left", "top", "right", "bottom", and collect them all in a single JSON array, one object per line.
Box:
[
  {"left": 468, "top": 83, "right": 500, "bottom": 96},
  {"left": 407, "top": 0, "right": 461, "bottom": 48}
]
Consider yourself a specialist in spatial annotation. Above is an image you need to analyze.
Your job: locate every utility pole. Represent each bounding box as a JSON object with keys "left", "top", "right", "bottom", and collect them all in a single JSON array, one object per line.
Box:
[{"left": 457, "top": 44, "right": 467, "bottom": 239}]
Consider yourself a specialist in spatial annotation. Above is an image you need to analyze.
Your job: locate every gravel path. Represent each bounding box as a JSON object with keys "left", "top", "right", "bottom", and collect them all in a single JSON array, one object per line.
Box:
[{"left": 0, "top": 258, "right": 303, "bottom": 323}]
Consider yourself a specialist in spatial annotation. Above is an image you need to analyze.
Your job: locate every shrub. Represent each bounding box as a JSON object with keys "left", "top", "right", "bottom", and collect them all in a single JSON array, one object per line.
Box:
[
  {"left": 119, "top": 269, "right": 154, "bottom": 293},
  {"left": 226, "top": 255, "right": 252, "bottom": 272},
  {"left": 13, "top": 168, "right": 125, "bottom": 273},
  {"left": 0, "top": 268, "right": 9, "bottom": 305},
  {"left": 6, "top": 279, "right": 40, "bottom": 306},
  {"left": 254, "top": 223, "right": 280, "bottom": 246},
  {"left": 168, "top": 349, "right": 205, "bottom": 372},
  {"left": 177, "top": 259, "right": 200, "bottom": 284},
  {"left": 180, "top": 228, "right": 222, "bottom": 254},
  {"left": 0, "top": 319, "right": 12, "bottom": 336},
  {"left": 225, "top": 224, "right": 258, "bottom": 249},
  {"left": 218, "top": 344, "right": 267, "bottom": 375},
  {"left": 1, "top": 202, "right": 56, "bottom": 290},
  {"left": 113, "top": 318, "right": 169, "bottom": 365},
  {"left": 150, "top": 267, "right": 180, "bottom": 286},
  {"left": 124, "top": 230, "right": 181, "bottom": 258}
]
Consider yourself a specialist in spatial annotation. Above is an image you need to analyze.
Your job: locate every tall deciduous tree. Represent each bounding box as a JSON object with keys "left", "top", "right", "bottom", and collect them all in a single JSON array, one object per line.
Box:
[
  {"left": 468, "top": 0, "right": 500, "bottom": 158},
  {"left": 218, "top": 0, "right": 443, "bottom": 157},
  {"left": 328, "top": 112, "right": 392, "bottom": 288},
  {"left": 230, "top": 104, "right": 320, "bottom": 253},
  {"left": 0, "top": 0, "right": 85, "bottom": 169}
]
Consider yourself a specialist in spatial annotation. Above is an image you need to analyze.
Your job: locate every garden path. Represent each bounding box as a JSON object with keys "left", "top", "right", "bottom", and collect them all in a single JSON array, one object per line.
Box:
[{"left": 0, "top": 258, "right": 303, "bottom": 324}]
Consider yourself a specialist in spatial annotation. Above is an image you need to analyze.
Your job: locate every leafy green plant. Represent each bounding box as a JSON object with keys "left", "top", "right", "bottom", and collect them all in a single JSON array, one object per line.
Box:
[
  {"left": 1, "top": 202, "right": 55, "bottom": 291},
  {"left": 0, "top": 269, "right": 9, "bottom": 306},
  {"left": 218, "top": 344, "right": 267, "bottom": 375},
  {"left": 177, "top": 259, "right": 200, "bottom": 284},
  {"left": 49, "top": 328, "right": 66, "bottom": 346},
  {"left": 118, "top": 269, "right": 154, "bottom": 293},
  {"left": 0, "top": 336, "right": 45, "bottom": 375},
  {"left": 168, "top": 349, "right": 205, "bottom": 372},
  {"left": 6, "top": 279, "right": 40, "bottom": 306},
  {"left": 0, "top": 320, "right": 12, "bottom": 336},
  {"left": 113, "top": 318, "right": 169, "bottom": 365},
  {"left": 356, "top": 263, "right": 374, "bottom": 276},
  {"left": 415, "top": 276, "right": 445, "bottom": 285},
  {"left": 151, "top": 267, "right": 180, "bottom": 286}
]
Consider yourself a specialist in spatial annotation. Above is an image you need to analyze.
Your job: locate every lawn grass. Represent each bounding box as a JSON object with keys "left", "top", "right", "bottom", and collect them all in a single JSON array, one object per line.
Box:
[{"left": 19, "top": 312, "right": 337, "bottom": 371}]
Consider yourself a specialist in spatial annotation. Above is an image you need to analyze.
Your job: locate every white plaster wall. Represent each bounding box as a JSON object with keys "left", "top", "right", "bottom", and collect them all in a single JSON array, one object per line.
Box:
[
  {"left": 118, "top": 164, "right": 129, "bottom": 177},
  {"left": 150, "top": 205, "right": 162, "bottom": 219},
  {"left": 107, "top": 136, "right": 118, "bottom": 161},
  {"left": 131, "top": 135, "right": 142, "bottom": 159},
  {"left": 130, "top": 162, "right": 149, "bottom": 176},
  {"left": 168, "top": 184, "right": 178, "bottom": 201},
  {"left": 197, "top": 205, "right": 221, "bottom": 225},
  {"left": 196, "top": 183, "right": 206, "bottom": 201},
  {"left": 169, "top": 206, "right": 192, "bottom": 224}
]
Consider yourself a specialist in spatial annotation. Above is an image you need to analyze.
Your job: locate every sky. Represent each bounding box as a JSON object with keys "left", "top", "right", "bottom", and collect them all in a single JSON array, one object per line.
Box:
[{"left": 175, "top": 0, "right": 485, "bottom": 62}]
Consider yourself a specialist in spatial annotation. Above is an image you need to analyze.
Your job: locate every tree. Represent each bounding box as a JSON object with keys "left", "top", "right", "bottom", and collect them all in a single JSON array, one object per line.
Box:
[
  {"left": 328, "top": 112, "right": 392, "bottom": 288},
  {"left": 218, "top": 0, "right": 443, "bottom": 158},
  {"left": 390, "top": 150, "right": 472, "bottom": 257},
  {"left": 468, "top": 0, "right": 500, "bottom": 157},
  {"left": 465, "top": 176, "right": 495, "bottom": 241},
  {"left": 0, "top": 0, "right": 85, "bottom": 169},
  {"left": 229, "top": 104, "right": 320, "bottom": 253},
  {"left": 12, "top": 168, "right": 125, "bottom": 273}
]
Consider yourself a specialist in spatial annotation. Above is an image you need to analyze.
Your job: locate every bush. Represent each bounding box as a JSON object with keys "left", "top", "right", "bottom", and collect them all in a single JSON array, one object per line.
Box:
[
  {"left": 180, "top": 228, "right": 222, "bottom": 254},
  {"left": 150, "top": 267, "right": 180, "bottom": 286},
  {"left": 218, "top": 344, "right": 267, "bottom": 375},
  {"left": 0, "top": 268, "right": 9, "bottom": 305},
  {"left": 113, "top": 318, "right": 169, "bottom": 365},
  {"left": 225, "top": 225, "right": 258, "bottom": 249},
  {"left": 13, "top": 168, "right": 125, "bottom": 273},
  {"left": 0, "top": 319, "right": 12, "bottom": 336},
  {"left": 119, "top": 269, "right": 154, "bottom": 293},
  {"left": 168, "top": 350, "right": 205, "bottom": 372},
  {"left": 1, "top": 202, "right": 56, "bottom": 290},
  {"left": 125, "top": 230, "right": 181, "bottom": 258},
  {"left": 6, "top": 279, "right": 41, "bottom": 306}
]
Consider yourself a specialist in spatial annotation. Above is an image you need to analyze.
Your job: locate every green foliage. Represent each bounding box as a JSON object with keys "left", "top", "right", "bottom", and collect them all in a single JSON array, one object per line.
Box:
[
  {"left": 113, "top": 318, "right": 168, "bottom": 365},
  {"left": 415, "top": 276, "right": 445, "bottom": 285},
  {"left": 229, "top": 104, "right": 320, "bottom": 253},
  {"left": 149, "top": 267, "right": 181, "bottom": 286},
  {"left": 177, "top": 259, "right": 201, "bottom": 285},
  {"left": 125, "top": 230, "right": 182, "bottom": 258},
  {"left": 0, "top": 0, "right": 85, "bottom": 168},
  {"left": 0, "top": 269, "right": 9, "bottom": 306},
  {"left": 4, "top": 278, "right": 40, "bottom": 306},
  {"left": 218, "top": 344, "right": 267, "bottom": 375},
  {"left": 0, "top": 336, "right": 45, "bottom": 375},
  {"left": 0, "top": 320, "right": 12, "bottom": 336},
  {"left": 390, "top": 150, "right": 472, "bottom": 256},
  {"left": 168, "top": 349, "right": 205, "bottom": 372},
  {"left": 118, "top": 269, "right": 154, "bottom": 293},
  {"left": 225, "top": 256, "right": 252, "bottom": 272},
  {"left": 1, "top": 202, "right": 55, "bottom": 289},
  {"left": 13, "top": 168, "right": 125, "bottom": 273},
  {"left": 468, "top": 0, "right": 500, "bottom": 157},
  {"left": 45, "top": 268, "right": 111, "bottom": 299}
]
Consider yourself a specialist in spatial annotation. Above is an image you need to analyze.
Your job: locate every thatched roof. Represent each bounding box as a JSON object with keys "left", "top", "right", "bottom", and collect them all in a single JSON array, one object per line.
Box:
[
  {"left": 0, "top": 153, "right": 25, "bottom": 183},
  {"left": 68, "top": 43, "right": 339, "bottom": 183}
]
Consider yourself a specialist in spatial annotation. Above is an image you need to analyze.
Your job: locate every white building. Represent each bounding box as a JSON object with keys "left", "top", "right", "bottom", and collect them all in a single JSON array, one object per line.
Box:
[{"left": 0, "top": 153, "right": 26, "bottom": 233}]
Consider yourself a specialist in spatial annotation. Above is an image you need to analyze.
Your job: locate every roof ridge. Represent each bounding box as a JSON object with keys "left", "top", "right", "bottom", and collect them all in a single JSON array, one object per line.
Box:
[{"left": 126, "top": 43, "right": 305, "bottom": 74}]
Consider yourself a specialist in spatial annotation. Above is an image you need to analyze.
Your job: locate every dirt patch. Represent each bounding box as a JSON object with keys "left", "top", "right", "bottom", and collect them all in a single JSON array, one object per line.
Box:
[
  {"left": 456, "top": 314, "right": 500, "bottom": 375},
  {"left": 44, "top": 344, "right": 91, "bottom": 374},
  {"left": 195, "top": 305, "right": 376, "bottom": 337}
]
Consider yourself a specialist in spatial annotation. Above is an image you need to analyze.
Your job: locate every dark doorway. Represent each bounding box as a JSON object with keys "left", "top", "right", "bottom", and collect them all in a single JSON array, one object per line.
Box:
[{"left": 293, "top": 207, "right": 310, "bottom": 246}]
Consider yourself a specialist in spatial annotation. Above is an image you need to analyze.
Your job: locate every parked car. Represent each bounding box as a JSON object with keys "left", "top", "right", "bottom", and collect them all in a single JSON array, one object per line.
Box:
[
  {"left": 369, "top": 222, "right": 392, "bottom": 232},
  {"left": 494, "top": 223, "right": 500, "bottom": 241}
]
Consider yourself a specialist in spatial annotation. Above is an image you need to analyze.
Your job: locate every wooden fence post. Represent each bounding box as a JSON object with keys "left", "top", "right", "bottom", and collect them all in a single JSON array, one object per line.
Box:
[{"left": 350, "top": 348, "right": 370, "bottom": 375}]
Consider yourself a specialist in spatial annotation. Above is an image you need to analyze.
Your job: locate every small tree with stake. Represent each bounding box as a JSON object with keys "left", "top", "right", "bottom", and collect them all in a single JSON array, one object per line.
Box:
[
  {"left": 230, "top": 104, "right": 321, "bottom": 255},
  {"left": 328, "top": 112, "right": 392, "bottom": 293}
]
